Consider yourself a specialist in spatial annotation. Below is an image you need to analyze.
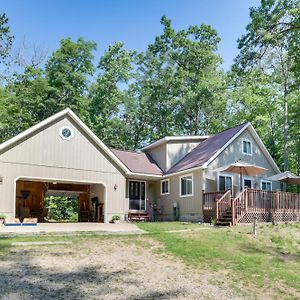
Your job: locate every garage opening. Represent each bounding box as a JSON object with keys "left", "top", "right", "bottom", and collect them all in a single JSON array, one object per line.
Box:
[{"left": 15, "top": 180, "right": 105, "bottom": 223}]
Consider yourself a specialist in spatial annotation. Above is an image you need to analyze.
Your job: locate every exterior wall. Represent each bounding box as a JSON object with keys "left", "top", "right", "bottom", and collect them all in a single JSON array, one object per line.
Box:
[
  {"left": 154, "top": 169, "right": 204, "bottom": 222},
  {"left": 0, "top": 116, "right": 127, "bottom": 222},
  {"left": 204, "top": 128, "right": 280, "bottom": 195},
  {"left": 146, "top": 143, "right": 167, "bottom": 172},
  {"left": 166, "top": 141, "right": 200, "bottom": 170}
]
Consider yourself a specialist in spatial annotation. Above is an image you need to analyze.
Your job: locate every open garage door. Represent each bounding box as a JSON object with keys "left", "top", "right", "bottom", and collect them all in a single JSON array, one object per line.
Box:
[{"left": 15, "top": 179, "right": 105, "bottom": 223}]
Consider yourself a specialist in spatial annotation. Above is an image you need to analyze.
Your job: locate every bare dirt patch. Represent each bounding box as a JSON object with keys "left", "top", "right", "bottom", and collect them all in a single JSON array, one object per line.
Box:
[{"left": 0, "top": 235, "right": 245, "bottom": 300}]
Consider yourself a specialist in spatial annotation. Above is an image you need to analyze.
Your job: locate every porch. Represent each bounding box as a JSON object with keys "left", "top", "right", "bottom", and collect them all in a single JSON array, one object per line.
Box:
[{"left": 203, "top": 189, "right": 300, "bottom": 225}]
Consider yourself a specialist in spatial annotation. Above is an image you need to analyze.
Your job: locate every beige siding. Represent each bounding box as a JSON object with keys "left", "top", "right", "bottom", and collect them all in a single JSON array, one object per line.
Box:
[
  {"left": 0, "top": 116, "right": 127, "bottom": 221},
  {"left": 166, "top": 141, "right": 200, "bottom": 170},
  {"left": 154, "top": 170, "right": 204, "bottom": 221},
  {"left": 205, "top": 128, "right": 280, "bottom": 194},
  {"left": 146, "top": 143, "right": 167, "bottom": 172}
]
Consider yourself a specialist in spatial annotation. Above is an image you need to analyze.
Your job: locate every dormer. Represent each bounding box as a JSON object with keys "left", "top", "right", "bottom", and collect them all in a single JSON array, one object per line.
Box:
[{"left": 141, "top": 136, "right": 209, "bottom": 172}]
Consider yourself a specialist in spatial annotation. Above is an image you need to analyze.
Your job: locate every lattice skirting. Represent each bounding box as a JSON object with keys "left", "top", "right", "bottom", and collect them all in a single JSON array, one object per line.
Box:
[{"left": 238, "top": 212, "right": 300, "bottom": 223}]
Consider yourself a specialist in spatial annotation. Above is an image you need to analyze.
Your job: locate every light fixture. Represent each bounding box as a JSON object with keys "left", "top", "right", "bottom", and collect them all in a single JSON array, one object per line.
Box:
[
  {"left": 53, "top": 182, "right": 57, "bottom": 185},
  {"left": 114, "top": 184, "right": 118, "bottom": 191}
]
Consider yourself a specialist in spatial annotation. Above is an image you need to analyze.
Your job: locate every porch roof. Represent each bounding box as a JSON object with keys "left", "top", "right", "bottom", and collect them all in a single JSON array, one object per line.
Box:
[{"left": 110, "top": 148, "right": 163, "bottom": 176}]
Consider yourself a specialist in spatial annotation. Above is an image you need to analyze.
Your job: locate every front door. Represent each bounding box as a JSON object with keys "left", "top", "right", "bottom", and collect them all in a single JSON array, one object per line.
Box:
[{"left": 129, "top": 181, "right": 146, "bottom": 211}]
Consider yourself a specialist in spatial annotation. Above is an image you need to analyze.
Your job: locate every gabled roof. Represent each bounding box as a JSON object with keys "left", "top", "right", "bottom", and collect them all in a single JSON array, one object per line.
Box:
[
  {"left": 166, "top": 122, "right": 280, "bottom": 175},
  {"left": 110, "top": 149, "right": 163, "bottom": 176},
  {"left": 166, "top": 123, "right": 249, "bottom": 175},
  {"left": 141, "top": 135, "right": 209, "bottom": 151},
  {"left": 0, "top": 108, "right": 132, "bottom": 175}
]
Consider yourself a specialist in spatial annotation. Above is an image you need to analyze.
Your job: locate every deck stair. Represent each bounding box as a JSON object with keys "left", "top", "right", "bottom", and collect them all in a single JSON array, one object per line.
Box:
[{"left": 216, "top": 207, "right": 232, "bottom": 226}]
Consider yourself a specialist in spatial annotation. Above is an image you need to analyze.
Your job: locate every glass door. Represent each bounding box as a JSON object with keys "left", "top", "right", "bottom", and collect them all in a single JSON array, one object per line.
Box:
[{"left": 129, "top": 181, "right": 146, "bottom": 211}]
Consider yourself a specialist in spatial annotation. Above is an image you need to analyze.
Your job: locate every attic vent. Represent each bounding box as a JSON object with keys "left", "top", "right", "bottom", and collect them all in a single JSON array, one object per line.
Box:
[{"left": 0, "top": 177, "right": 3, "bottom": 184}]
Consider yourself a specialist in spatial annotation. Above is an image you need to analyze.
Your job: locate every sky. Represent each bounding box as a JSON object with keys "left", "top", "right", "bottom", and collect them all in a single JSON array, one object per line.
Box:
[{"left": 2, "top": 0, "right": 261, "bottom": 70}]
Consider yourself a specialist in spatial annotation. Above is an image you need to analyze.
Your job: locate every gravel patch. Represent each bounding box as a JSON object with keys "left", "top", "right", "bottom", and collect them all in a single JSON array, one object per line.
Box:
[{"left": 0, "top": 236, "right": 245, "bottom": 300}]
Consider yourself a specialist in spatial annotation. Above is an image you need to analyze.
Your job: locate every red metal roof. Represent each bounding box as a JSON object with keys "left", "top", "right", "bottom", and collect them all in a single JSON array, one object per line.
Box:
[
  {"left": 111, "top": 148, "right": 163, "bottom": 176},
  {"left": 166, "top": 123, "right": 249, "bottom": 174}
]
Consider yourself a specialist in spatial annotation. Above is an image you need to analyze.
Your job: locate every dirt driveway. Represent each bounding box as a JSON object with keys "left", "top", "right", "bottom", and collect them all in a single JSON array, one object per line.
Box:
[{"left": 0, "top": 235, "right": 243, "bottom": 300}]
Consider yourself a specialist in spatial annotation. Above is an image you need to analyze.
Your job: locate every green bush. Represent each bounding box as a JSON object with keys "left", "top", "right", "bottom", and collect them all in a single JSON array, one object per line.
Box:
[{"left": 44, "top": 196, "right": 78, "bottom": 222}]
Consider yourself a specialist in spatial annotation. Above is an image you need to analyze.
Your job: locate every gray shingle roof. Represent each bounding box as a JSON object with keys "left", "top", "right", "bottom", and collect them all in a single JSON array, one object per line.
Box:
[{"left": 166, "top": 122, "right": 249, "bottom": 174}]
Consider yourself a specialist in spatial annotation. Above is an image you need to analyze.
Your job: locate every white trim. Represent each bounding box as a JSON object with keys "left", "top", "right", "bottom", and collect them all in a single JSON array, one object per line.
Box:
[
  {"left": 128, "top": 180, "right": 147, "bottom": 211},
  {"left": 247, "top": 124, "right": 280, "bottom": 173},
  {"left": 164, "top": 166, "right": 206, "bottom": 178},
  {"left": 242, "top": 176, "right": 253, "bottom": 189},
  {"left": 242, "top": 138, "right": 252, "bottom": 155},
  {"left": 59, "top": 126, "right": 74, "bottom": 140},
  {"left": 161, "top": 179, "right": 170, "bottom": 195},
  {"left": 141, "top": 135, "right": 209, "bottom": 151},
  {"left": 179, "top": 173, "right": 193, "bottom": 197},
  {"left": 260, "top": 179, "right": 272, "bottom": 191},
  {"left": 202, "top": 123, "right": 249, "bottom": 168},
  {"left": 0, "top": 108, "right": 131, "bottom": 175},
  {"left": 217, "top": 172, "right": 233, "bottom": 192},
  {"left": 13, "top": 175, "right": 108, "bottom": 223}
]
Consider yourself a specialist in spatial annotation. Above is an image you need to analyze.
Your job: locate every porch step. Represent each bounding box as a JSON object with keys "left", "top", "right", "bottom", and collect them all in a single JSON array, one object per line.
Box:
[
  {"left": 216, "top": 221, "right": 232, "bottom": 226},
  {"left": 216, "top": 208, "right": 232, "bottom": 226},
  {"left": 128, "top": 212, "right": 151, "bottom": 222}
]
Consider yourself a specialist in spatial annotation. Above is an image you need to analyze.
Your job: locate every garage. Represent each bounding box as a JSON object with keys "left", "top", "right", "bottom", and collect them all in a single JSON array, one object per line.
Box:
[
  {"left": 0, "top": 109, "right": 129, "bottom": 223},
  {"left": 15, "top": 179, "right": 105, "bottom": 223}
]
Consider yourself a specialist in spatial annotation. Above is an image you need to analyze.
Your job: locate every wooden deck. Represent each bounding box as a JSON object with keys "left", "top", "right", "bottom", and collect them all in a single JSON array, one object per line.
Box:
[{"left": 203, "top": 189, "right": 300, "bottom": 225}]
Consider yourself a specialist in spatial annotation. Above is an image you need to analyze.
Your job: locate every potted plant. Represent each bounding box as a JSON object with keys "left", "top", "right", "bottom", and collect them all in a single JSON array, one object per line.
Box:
[
  {"left": 111, "top": 215, "right": 121, "bottom": 223},
  {"left": 0, "top": 214, "right": 6, "bottom": 224}
]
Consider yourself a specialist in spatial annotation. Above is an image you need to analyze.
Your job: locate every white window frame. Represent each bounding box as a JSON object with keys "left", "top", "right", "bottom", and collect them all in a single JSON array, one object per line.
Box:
[
  {"left": 179, "top": 173, "right": 193, "bottom": 197},
  {"left": 242, "top": 138, "right": 252, "bottom": 155},
  {"left": 243, "top": 176, "right": 253, "bottom": 189},
  {"left": 260, "top": 180, "right": 272, "bottom": 191},
  {"left": 161, "top": 179, "right": 170, "bottom": 195},
  {"left": 217, "top": 172, "right": 233, "bottom": 193},
  {"left": 59, "top": 126, "right": 74, "bottom": 141}
]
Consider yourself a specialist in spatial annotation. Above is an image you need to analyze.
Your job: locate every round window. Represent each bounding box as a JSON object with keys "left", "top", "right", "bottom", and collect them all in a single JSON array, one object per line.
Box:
[{"left": 59, "top": 126, "right": 73, "bottom": 140}]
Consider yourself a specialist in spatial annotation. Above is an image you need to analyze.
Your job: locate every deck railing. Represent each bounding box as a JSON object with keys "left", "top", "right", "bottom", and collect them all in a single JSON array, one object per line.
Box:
[
  {"left": 246, "top": 189, "right": 300, "bottom": 212},
  {"left": 216, "top": 190, "right": 231, "bottom": 220},
  {"left": 232, "top": 189, "right": 248, "bottom": 225},
  {"left": 203, "top": 191, "right": 226, "bottom": 210}
]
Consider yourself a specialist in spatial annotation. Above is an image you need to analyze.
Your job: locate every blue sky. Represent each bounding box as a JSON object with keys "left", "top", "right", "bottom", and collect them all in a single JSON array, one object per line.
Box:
[{"left": 2, "top": 0, "right": 260, "bottom": 70}]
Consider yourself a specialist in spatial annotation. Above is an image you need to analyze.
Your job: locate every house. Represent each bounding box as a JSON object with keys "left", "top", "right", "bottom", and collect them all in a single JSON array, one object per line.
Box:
[{"left": 0, "top": 108, "right": 299, "bottom": 224}]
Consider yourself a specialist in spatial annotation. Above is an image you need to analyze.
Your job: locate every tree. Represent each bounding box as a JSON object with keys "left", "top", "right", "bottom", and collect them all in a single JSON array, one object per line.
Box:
[
  {"left": 45, "top": 37, "right": 96, "bottom": 119},
  {"left": 0, "top": 13, "right": 14, "bottom": 67},
  {"left": 88, "top": 42, "right": 135, "bottom": 148},
  {"left": 133, "top": 16, "right": 227, "bottom": 144},
  {"left": 235, "top": 0, "right": 300, "bottom": 172},
  {"left": 0, "top": 66, "right": 50, "bottom": 142}
]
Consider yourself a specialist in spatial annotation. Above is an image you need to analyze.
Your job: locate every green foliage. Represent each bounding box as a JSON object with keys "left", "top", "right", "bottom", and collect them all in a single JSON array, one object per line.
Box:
[
  {"left": 44, "top": 196, "right": 78, "bottom": 222},
  {"left": 0, "top": 7, "right": 299, "bottom": 175},
  {"left": 111, "top": 215, "right": 120, "bottom": 221},
  {"left": 0, "top": 13, "right": 14, "bottom": 67}
]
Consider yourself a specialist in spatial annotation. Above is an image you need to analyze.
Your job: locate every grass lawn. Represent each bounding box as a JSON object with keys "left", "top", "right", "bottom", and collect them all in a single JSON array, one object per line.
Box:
[{"left": 137, "top": 222, "right": 300, "bottom": 299}]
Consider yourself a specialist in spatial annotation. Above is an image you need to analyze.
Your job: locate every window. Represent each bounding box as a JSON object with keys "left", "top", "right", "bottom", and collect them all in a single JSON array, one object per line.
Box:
[
  {"left": 243, "top": 178, "right": 253, "bottom": 188},
  {"left": 261, "top": 180, "right": 272, "bottom": 191},
  {"left": 59, "top": 126, "right": 74, "bottom": 140},
  {"left": 242, "top": 139, "right": 252, "bottom": 155},
  {"left": 219, "top": 175, "right": 232, "bottom": 192},
  {"left": 180, "top": 174, "right": 193, "bottom": 197},
  {"left": 161, "top": 179, "right": 170, "bottom": 195}
]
